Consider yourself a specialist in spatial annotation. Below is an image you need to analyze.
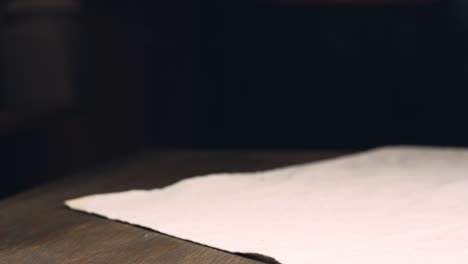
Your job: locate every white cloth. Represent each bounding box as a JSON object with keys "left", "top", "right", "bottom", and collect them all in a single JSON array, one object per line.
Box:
[{"left": 66, "top": 146, "right": 468, "bottom": 264}]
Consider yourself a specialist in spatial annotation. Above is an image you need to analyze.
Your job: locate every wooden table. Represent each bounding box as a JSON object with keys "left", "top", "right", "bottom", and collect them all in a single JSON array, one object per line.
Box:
[{"left": 0, "top": 150, "right": 345, "bottom": 264}]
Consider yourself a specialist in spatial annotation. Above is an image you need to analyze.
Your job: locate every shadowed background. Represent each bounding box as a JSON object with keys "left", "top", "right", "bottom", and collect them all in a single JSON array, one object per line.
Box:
[{"left": 1, "top": 0, "right": 467, "bottom": 197}]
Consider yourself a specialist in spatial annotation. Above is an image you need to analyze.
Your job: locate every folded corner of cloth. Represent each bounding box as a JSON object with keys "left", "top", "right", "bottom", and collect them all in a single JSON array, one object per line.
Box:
[{"left": 65, "top": 146, "right": 468, "bottom": 264}]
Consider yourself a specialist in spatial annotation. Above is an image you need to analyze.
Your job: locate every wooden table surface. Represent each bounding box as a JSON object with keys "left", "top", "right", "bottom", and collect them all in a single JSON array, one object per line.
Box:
[{"left": 0, "top": 150, "right": 345, "bottom": 264}]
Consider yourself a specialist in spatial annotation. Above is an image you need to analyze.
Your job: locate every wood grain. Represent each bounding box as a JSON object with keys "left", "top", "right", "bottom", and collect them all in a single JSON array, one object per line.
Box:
[{"left": 0, "top": 150, "right": 345, "bottom": 264}]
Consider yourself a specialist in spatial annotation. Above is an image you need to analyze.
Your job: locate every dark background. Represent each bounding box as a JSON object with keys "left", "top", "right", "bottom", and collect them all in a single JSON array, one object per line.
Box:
[{"left": 1, "top": 0, "right": 467, "bottom": 197}]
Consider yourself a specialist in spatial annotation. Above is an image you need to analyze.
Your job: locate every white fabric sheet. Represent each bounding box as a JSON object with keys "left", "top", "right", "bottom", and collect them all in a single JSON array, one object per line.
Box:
[{"left": 66, "top": 147, "right": 468, "bottom": 264}]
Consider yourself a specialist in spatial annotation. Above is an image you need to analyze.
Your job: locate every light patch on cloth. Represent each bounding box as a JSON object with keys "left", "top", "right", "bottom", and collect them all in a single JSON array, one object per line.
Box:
[{"left": 66, "top": 146, "right": 468, "bottom": 264}]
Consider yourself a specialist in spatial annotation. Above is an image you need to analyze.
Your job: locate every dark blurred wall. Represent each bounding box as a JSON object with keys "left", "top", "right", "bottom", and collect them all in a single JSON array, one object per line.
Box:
[
  {"left": 81, "top": 0, "right": 468, "bottom": 149},
  {"left": 81, "top": 0, "right": 195, "bottom": 148},
  {"left": 193, "top": 0, "right": 468, "bottom": 149}
]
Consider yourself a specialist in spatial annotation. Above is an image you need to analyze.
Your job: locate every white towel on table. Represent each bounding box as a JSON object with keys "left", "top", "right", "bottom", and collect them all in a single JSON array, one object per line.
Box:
[{"left": 66, "top": 146, "right": 468, "bottom": 264}]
